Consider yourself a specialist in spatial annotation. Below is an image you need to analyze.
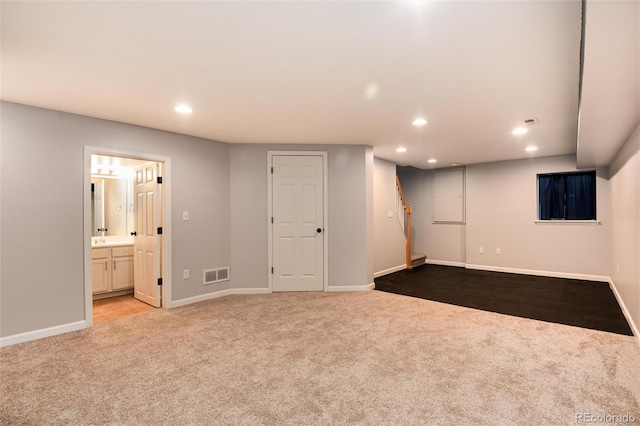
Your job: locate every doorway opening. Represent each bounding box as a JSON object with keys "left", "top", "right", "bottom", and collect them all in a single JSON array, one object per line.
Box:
[{"left": 84, "top": 147, "right": 172, "bottom": 327}]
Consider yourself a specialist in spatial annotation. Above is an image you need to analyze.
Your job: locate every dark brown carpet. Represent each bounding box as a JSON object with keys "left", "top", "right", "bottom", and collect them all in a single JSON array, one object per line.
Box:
[{"left": 374, "top": 264, "right": 633, "bottom": 335}]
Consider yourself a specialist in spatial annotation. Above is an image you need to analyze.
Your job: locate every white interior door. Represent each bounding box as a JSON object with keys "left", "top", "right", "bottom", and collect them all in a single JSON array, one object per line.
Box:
[
  {"left": 133, "top": 163, "right": 161, "bottom": 307},
  {"left": 272, "top": 155, "right": 324, "bottom": 292}
]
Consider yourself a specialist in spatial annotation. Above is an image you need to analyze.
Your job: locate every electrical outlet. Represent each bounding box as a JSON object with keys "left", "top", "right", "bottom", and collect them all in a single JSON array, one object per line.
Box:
[
  {"left": 479, "top": 247, "right": 484, "bottom": 254},
  {"left": 616, "top": 264, "right": 620, "bottom": 274},
  {"left": 183, "top": 269, "right": 189, "bottom": 279},
  {"left": 387, "top": 210, "right": 393, "bottom": 218},
  {"left": 496, "top": 248, "right": 501, "bottom": 255}
]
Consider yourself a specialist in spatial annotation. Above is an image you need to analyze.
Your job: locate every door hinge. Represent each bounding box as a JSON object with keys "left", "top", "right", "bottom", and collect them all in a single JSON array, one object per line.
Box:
[
  {"left": 157, "top": 227, "right": 163, "bottom": 235},
  {"left": 271, "top": 167, "right": 274, "bottom": 174},
  {"left": 157, "top": 176, "right": 163, "bottom": 184},
  {"left": 271, "top": 267, "right": 274, "bottom": 274},
  {"left": 271, "top": 217, "right": 274, "bottom": 224},
  {"left": 157, "top": 278, "right": 163, "bottom": 286}
]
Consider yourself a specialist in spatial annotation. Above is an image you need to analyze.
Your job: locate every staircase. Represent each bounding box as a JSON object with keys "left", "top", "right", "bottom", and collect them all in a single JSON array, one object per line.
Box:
[
  {"left": 396, "top": 176, "right": 427, "bottom": 270},
  {"left": 411, "top": 253, "right": 427, "bottom": 268}
]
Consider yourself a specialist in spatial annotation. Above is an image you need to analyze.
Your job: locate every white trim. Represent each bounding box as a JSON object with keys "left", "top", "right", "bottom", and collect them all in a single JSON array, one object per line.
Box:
[
  {"left": 171, "top": 287, "right": 271, "bottom": 308},
  {"left": 374, "top": 264, "right": 406, "bottom": 278},
  {"left": 171, "top": 289, "right": 232, "bottom": 308},
  {"left": 425, "top": 259, "right": 466, "bottom": 268},
  {"left": 608, "top": 278, "right": 640, "bottom": 343},
  {"left": 231, "top": 287, "right": 272, "bottom": 295},
  {"left": 0, "top": 321, "right": 86, "bottom": 348},
  {"left": 84, "top": 146, "right": 173, "bottom": 318},
  {"left": 464, "top": 263, "right": 608, "bottom": 282},
  {"left": 326, "top": 282, "right": 375, "bottom": 292},
  {"left": 267, "top": 151, "right": 329, "bottom": 292}
]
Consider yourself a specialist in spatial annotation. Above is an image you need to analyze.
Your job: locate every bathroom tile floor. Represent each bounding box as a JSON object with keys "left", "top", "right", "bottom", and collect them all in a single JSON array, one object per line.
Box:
[{"left": 93, "top": 294, "right": 156, "bottom": 323}]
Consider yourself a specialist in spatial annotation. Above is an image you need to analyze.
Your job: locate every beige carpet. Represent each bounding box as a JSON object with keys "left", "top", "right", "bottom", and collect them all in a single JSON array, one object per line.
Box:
[{"left": 1, "top": 291, "right": 638, "bottom": 425}]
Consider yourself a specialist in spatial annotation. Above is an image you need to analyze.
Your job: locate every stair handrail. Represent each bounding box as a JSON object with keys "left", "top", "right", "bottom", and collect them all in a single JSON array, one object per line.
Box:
[{"left": 396, "top": 176, "right": 413, "bottom": 270}]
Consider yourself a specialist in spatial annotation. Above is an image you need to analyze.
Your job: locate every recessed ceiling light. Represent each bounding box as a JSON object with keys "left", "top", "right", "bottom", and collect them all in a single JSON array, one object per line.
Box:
[
  {"left": 451, "top": 163, "right": 459, "bottom": 166},
  {"left": 396, "top": 147, "right": 407, "bottom": 153},
  {"left": 525, "top": 146, "right": 538, "bottom": 152},
  {"left": 428, "top": 159, "right": 437, "bottom": 163},
  {"left": 412, "top": 118, "right": 428, "bottom": 126},
  {"left": 174, "top": 104, "right": 193, "bottom": 114},
  {"left": 364, "top": 83, "right": 379, "bottom": 100},
  {"left": 512, "top": 127, "right": 528, "bottom": 135}
]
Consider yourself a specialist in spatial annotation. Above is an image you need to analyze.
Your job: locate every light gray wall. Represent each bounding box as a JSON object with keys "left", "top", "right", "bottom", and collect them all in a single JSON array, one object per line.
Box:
[
  {"left": 0, "top": 102, "right": 231, "bottom": 337},
  {"left": 229, "top": 144, "right": 373, "bottom": 290},
  {"left": 465, "top": 155, "right": 610, "bottom": 277},
  {"left": 398, "top": 155, "right": 610, "bottom": 278},
  {"left": 373, "top": 158, "right": 406, "bottom": 274},
  {"left": 228, "top": 145, "right": 268, "bottom": 289},
  {"left": 396, "top": 167, "right": 466, "bottom": 265},
  {"left": 609, "top": 123, "right": 640, "bottom": 333}
]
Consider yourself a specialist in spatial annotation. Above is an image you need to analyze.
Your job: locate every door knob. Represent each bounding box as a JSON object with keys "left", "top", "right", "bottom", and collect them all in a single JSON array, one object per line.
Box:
[
  {"left": 131, "top": 231, "right": 137, "bottom": 236},
  {"left": 317, "top": 228, "right": 322, "bottom": 233}
]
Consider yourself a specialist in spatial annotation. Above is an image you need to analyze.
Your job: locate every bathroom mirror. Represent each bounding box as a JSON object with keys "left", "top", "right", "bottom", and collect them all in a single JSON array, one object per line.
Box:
[{"left": 91, "top": 176, "right": 131, "bottom": 237}]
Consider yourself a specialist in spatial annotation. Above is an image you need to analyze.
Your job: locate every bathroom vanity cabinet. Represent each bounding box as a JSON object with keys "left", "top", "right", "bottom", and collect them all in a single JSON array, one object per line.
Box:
[{"left": 92, "top": 245, "right": 134, "bottom": 296}]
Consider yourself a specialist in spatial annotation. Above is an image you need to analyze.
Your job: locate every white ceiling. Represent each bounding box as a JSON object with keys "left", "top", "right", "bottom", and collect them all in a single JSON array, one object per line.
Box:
[{"left": 0, "top": 1, "right": 591, "bottom": 169}]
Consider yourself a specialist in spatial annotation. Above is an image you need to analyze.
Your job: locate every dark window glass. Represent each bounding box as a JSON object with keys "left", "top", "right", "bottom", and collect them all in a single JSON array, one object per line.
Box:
[{"left": 538, "top": 171, "right": 596, "bottom": 220}]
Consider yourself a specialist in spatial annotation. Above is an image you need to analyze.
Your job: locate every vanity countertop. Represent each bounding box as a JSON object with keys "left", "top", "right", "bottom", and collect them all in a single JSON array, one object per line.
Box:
[
  {"left": 92, "top": 237, "right": 134, "bottom": 248},
  {"left": 93, "top": 242, "right": 132, "bottom": 248}
]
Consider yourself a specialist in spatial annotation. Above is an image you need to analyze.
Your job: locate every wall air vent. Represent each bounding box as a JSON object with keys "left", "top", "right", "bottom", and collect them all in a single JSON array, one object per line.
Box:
[
  {"left": 524, "top": 118, "right": 539, "bottom": 126},
  {"left": 203, "top": 267, "right": 230, "bottom": 285},
  {"left": 217, "top": 268, "right": 229, "bottom": 281}
]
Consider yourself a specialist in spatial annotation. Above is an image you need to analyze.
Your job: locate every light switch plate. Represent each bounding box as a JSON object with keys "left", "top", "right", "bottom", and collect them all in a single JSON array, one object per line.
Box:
[{"left": 182, "top": 211, "right": 189, "bottom": 221}]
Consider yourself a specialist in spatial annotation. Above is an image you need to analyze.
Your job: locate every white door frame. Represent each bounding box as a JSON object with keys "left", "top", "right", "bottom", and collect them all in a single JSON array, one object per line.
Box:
[
  {"left": 83, "top": 146, "right": 173, "bottom": 328},
  {"left": 267, "top": 151, "right": 328, "bottom": 292}
]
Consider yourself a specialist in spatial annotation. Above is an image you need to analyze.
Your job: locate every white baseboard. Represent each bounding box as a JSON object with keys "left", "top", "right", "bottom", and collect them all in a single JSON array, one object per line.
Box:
[
  {"left": 425, "top": 259, "right": 466, "bottom": 268},
  {"left": 464, "top": 264, "right": 608, "bottom": 282},
  {"left": 230, "top": 287, "right": 272, "bottom": 295},
  {"left": 326, "top": 282, "right": 375, "bottom": 292},
  {"left": 379, "top": 259, "right": 607, "bottom": 283},
  {"left": 0, "top": 320, "right": 86, "bottom": 348},
  {"left": 608, "top": 278, "right": 640, "bottom": 343},
  {"left": 170, "top": 289, "right": 233, "bottom": 308},
  {"left": 170, "top": 287, "right": 271, "bottom": 308},
  {"left": 374, "top": 264, "right": 406, "bottom": 278}
]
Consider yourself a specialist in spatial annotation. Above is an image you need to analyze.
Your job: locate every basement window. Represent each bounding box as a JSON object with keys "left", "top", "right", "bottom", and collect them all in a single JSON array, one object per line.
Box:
[{"left": 537, "top": 171, "right": 596, "bottom": 221}]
